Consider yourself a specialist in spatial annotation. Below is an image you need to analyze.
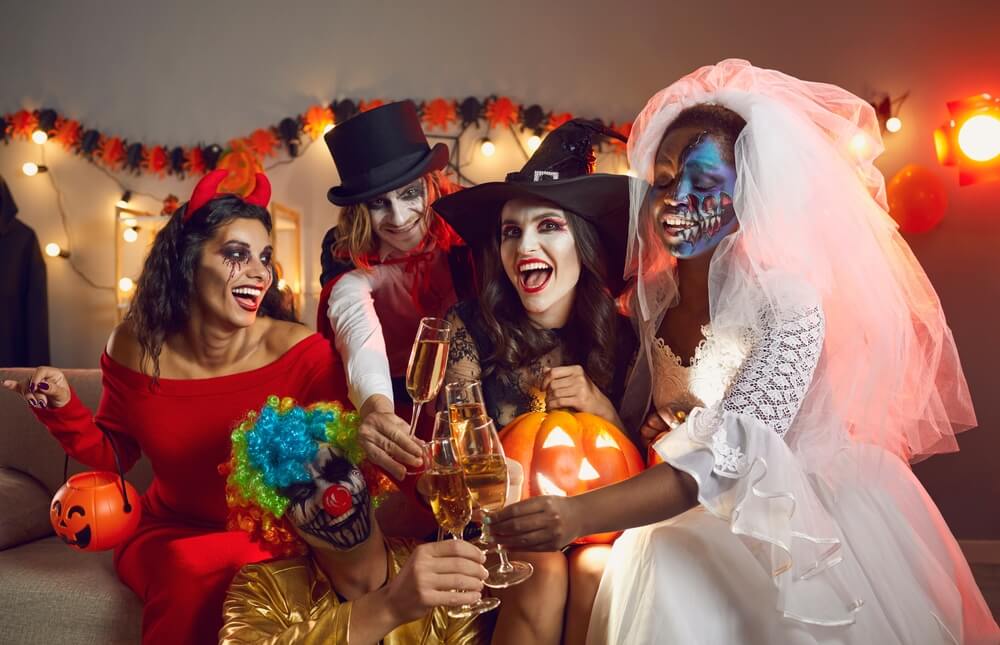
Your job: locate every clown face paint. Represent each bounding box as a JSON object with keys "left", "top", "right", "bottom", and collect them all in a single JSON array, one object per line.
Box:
[
  {"left": 281, "top": 444, "right": 372, "bottom": 551},
  {"left": 194, "top": 218, "right": 274, "bottom": 328},
  {"left": 366, "top": 177, "right": 430, "bottom": 256},
  {"left": 499, "top": 197, "right": 581, "bottom": 329},
  {"left": 650, "top": 129, "right": 738, "bottom": 258}
]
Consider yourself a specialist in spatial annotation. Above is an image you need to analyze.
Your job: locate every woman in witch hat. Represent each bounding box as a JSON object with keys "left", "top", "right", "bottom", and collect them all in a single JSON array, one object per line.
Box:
[
  {"left": 433, "top": 119, "right": 637, "bottom": 645},
  {"left": 318, "top": 101, "right": 475, "bottom": 491}
]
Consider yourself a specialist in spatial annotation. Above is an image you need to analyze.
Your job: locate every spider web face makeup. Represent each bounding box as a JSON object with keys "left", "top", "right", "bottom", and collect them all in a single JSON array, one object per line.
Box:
[
  {"left": 281, "top": 444, "right": 372, "bottom": 551},
  {"left": 651, "top": 133, "right": 738, "bottom": 259}
]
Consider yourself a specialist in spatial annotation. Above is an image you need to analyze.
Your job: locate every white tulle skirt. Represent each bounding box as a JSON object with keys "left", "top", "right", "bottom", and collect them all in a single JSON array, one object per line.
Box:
[{"left": 587, "top": 442, "right": 999, "bottom": 645}]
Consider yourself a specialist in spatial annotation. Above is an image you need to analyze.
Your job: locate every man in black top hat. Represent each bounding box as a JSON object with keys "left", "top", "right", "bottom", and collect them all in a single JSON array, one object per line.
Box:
[{"left": 316, "top": 101, "right": 474, "bottom": 496}]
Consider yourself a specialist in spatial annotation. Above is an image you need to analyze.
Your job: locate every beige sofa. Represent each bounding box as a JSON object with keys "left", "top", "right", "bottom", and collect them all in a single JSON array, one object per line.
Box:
[{"left": 0, "top": 368, "right": 152, "bottom": 645}]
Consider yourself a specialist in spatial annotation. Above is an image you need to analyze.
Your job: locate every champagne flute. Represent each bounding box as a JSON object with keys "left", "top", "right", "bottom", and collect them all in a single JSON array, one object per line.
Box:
[
  {"left": 445, "top": 380, "right": 490, "bottom": 544},
  {"left": 458, "top": 418, "right": 534, "bottom": 588},
  {"left": 404, "top": 318, "right": 451, "bottom": 474},
  {"left": 425, "top": 412, "right": 501, "bottom": 618},
  {"left": 445, "top": 380, "right": 488, "bottom": 446}
]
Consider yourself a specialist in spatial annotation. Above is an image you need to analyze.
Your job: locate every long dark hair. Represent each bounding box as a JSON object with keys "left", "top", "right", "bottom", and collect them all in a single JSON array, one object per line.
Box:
[
  {"left": 125, "top": 196, "right": 296, "bottom": 380},
  {"left": 476, "top": 209, "right": 618, "bottom": 394}
]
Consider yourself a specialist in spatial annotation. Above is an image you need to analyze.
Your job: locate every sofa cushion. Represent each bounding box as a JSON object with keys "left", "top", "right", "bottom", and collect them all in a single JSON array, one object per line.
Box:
[
  {"left": 0, "top": 467, "right": 53, "bottom": 550},
  {"left": 0, "top": 536, "right": 141, "bottom": 644}
]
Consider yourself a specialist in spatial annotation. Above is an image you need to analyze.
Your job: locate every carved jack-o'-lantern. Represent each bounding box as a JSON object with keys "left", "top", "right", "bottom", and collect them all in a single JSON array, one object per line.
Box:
[
  {"left": 498, "top": 411, "right": 644, "bottom": 544},
  {"left": 50, "top": 472, "right": 141, "bottom": 552}
]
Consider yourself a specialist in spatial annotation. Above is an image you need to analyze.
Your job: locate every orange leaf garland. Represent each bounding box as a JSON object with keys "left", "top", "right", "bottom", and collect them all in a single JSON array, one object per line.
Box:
[
  {"left": 9, "top": 110, "right": 38, "bottom": 139},
  {"left": 186, "top": 147, "right": 207, "bottom": 176},
  {"left": 143, "top": 145, "right": 170, "bottom": 177},
  {"left": 359, "top": 99, "right": 384, "bottom": 113},
  {"left": 98, "top": 136, "right": 126, "bottom": 170},
  {"left": 302, "top": 105, "right": 334, "bottom": 140},
  {"left": 610, "top": 122, "right": 632, "bottom": 151},
  {"left": 422, "top": 98, "right": 457, "bottom": 131},
  {"left": 247, "top": 128, "right": 279, "bottom": 158},
  {"left": 486, "top": 97, "right": 519, "bottom": 129},
  {"left": 51, "top": 118, "right": 82, "bottom": 151}
]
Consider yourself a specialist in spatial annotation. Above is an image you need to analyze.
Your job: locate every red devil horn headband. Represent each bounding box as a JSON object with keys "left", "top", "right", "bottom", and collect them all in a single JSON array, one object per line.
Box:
[{"left": 183, "top": 170, "right": 272, "bottom": 222}]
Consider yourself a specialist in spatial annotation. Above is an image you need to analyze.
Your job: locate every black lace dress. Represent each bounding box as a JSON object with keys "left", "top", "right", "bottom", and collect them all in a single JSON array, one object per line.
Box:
[{"left": 444, "top": 300, "right": 636, "bottom": 428}]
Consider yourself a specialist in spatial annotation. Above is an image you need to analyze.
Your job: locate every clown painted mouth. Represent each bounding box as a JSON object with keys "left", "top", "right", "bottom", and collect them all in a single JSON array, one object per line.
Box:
[
  {"left": 300, "top": 487, "right": 372, "bottom": 550},
  {"left": 517, "top": 259, "right": 553, "bottom": 294},
  {"left": 231, "top": 284, "right": 264, "bottom": 312},
  {"left": 59, "top": 524, "right": 92, "bottom": 549}
]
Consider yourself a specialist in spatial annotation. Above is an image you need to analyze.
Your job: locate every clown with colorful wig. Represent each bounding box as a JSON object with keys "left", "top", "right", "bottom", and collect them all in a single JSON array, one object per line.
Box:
[{"left": 220, "top": 396, "right": 491, "bottom": 644}]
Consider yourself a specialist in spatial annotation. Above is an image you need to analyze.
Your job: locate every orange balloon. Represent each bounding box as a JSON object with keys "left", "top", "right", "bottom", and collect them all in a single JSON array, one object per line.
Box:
[
  {"left": 886, "top": 164, "right": 948, "bottom": 234},
  {"left": 50, "top": 471, "right": 142, "bottom": 552}
]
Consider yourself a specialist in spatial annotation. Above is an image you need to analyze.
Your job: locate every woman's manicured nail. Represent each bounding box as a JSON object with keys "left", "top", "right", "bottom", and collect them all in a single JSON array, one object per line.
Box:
[{"left": 38, "top": 382, "right": 49, "bottom": 391}]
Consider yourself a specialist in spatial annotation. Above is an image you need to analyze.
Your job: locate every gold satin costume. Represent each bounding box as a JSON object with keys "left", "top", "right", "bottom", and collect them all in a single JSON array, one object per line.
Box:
[{"left": 220, "top": 537, "right": 489, "bottom": 644}]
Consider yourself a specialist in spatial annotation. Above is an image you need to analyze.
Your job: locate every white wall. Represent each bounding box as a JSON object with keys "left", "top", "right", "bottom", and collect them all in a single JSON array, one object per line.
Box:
[{"left": 2, "top": 0, "right": 998, "bottom": 537}]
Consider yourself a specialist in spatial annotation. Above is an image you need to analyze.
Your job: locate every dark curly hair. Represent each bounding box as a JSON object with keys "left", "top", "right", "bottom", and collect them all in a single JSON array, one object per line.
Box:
[
  {"left": 125, "top": 196, "right": 296, "bottom": 381},
  {"left": 476, "top": 209, "right": 618, "bottom": 394}
]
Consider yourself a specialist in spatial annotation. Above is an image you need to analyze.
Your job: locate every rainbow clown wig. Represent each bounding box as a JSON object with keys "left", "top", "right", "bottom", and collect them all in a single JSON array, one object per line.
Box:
[{"left": 222, "top": 395, "right": 395, "bottom": 556}]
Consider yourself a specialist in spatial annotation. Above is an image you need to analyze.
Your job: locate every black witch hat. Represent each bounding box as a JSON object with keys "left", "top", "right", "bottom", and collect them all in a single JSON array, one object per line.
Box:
[{"left": 433, "top": 119, "right": 629, "bottom": 291}]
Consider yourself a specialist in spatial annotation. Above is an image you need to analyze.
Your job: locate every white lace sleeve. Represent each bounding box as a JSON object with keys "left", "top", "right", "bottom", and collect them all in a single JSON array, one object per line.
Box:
[
  {"left": 327, "top": 270, "right": 394, "bottom": 410},
  {"left": 653, "top": 298, "right": 863, "bottom": 626},
  {"left": 719, "top": 304, "right": 825, "bottom": 438}
]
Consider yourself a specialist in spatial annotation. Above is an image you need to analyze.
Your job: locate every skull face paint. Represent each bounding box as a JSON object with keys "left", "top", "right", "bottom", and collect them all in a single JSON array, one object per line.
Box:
[
  {"left": 650, "top": 131, "right": 738, "bottom": 259},
  {"left": 280, "top": 444, "right": 372, "bottom": 551}
]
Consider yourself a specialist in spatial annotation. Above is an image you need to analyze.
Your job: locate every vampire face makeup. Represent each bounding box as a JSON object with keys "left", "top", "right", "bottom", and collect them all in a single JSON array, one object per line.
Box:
[
  {"left": 280, "top": 444, "right": 372, "bottom": 551},
  {"left": 366, "top": 176, "right": 431, "bottom": 256},
  {"left": 193, "top": 217, "right": 274, "bottom": 328},
  {"left": 650, "top": 127, "right": 738, "bottom": 259},
  {"left": 499, "top": 197, "right": 582, "bottom": 329}
]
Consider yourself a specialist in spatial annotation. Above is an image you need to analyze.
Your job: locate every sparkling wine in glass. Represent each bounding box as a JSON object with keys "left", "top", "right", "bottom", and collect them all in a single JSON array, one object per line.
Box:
[
  {"left": 405, "top": 317, "right": 451, "bottom": 441},
  {"left": 426, "top": 413, "right": 500, "bottom": 618},
  {"left": 445, "top": 380, "right": 488, "bottom": 442},
  {"left": 459, "top": 418, "right": 534, "bottom": 588}
]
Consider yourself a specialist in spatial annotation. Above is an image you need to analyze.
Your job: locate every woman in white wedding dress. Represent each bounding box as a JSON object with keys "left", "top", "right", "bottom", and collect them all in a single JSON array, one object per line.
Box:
[{"left": 489, "top": 60, "right": 999, "bottom": 644}]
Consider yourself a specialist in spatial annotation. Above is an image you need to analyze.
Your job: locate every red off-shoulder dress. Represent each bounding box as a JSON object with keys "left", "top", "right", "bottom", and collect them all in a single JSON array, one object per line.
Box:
[{"left": 33, "top": 333, "right": 348, "bottom": 645}]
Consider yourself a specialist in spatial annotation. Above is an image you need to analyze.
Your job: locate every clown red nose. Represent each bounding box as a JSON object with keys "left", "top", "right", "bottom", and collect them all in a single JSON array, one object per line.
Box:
[{"left": 323, "top": 485, "right": 353, "bottom": 516}]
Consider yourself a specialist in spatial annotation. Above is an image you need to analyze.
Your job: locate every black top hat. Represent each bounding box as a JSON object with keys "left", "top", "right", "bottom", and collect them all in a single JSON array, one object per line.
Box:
[
  {"left": 433, "top": 119, "right": 629, "bottom": 292},
  {"left": 325, "top": 100, "right": 449, "bottom": 206}
]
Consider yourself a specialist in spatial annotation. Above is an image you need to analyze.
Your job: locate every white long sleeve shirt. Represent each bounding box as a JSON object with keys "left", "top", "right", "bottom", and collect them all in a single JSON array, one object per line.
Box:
[{"left": 326, "top": 246, "right": 458, "bottom": 410}]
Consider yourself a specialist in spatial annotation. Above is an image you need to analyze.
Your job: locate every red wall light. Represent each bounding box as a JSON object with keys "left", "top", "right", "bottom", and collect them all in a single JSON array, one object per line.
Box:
[{"left": 934, "top": 93, "right": 1000, "bottom": 186}]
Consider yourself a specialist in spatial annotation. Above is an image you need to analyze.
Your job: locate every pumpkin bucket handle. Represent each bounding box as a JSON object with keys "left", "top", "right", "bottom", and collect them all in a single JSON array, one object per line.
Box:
[{"left": 60, "top": 428, "right": 135, "bottom": 513}]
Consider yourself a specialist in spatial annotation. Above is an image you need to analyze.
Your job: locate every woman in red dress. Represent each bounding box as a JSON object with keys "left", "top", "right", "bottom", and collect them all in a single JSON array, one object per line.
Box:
[{"left": 3, "top": 170, "right": 350, "bottom": 645}]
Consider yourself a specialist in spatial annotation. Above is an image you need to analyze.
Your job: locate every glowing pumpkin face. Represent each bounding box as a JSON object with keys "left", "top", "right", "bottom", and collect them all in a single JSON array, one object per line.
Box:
[
  {"left": 498, "top": 411, "right": 644, "bottom": 544},
  {"left": 50, "top": 472, "right": 142, "bottom": 552}
]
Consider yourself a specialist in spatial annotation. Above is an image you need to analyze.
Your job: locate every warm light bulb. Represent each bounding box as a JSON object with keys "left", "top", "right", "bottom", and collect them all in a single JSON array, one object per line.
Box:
[
  {"left": 885, "top": 117, "right": 902, "bottom": 133},
  {"left": 480, "top": 139, "right": 496, "bottom": 157},
  {"left": 118, "top": 277, "right": 134, "bottom": 293},
  {"left": 957, "top": 114, "right": 1000, "bottom": 162},
  {"left": 123, "top": 228, "right": 139, "bottom": 243},
  {"left": 22, "top": 162, "right": 39, "bottom": 176},
  {"left": 116, "top": 200, "right": 129, "bottom": 208},
  {"left": 45, "top": 243, "right": 61, "bottom": 257},
  {"left": 31, "top": 130, "right": 48, "bottom": 144},
  {"left": 277, "top": 278, "right": 287, "bottom": 290},
  {"left": 322, "top": 123, "right": 335, "bottom": 135},
  {"left": 526, "top": 135, "right": 542, "bottom": 152}
]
